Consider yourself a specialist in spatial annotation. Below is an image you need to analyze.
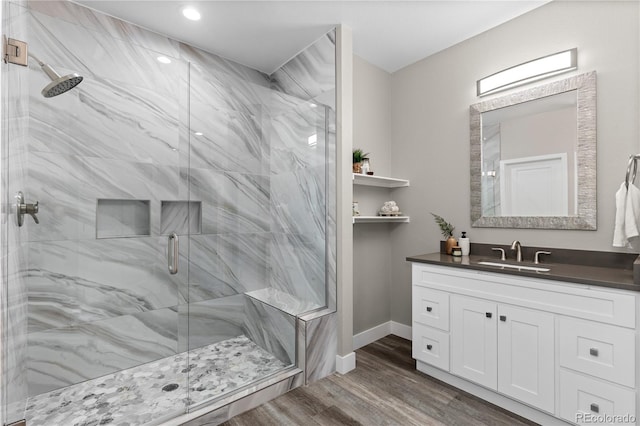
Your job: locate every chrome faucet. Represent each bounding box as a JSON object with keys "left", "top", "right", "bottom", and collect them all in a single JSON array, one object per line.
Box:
[{"left": 510, "top": 240, "right": 522, "bottom": 262}]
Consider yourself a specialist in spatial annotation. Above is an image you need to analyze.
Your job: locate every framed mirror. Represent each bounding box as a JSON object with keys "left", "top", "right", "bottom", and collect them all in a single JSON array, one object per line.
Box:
[{"left": 470, "top": 71, "right": 596, "bottom": 230}]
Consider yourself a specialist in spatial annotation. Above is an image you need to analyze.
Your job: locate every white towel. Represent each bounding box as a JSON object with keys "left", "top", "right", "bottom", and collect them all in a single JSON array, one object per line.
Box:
[{"left": 613, "top": 182, "right": 640, "bottom": 247}]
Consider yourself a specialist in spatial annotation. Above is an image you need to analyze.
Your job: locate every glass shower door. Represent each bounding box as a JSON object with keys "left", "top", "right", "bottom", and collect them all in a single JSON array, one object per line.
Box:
[{"left": 2, "top": 1, "right": 192, "bottom": 424}]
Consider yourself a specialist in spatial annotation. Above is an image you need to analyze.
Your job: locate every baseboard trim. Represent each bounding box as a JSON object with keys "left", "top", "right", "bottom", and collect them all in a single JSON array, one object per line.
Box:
[
  {"left": 336, "top": 352, "right": 356, "bottom": 374},
  {"left": 390, "top": 321, "right": 412, "bottom": 340},
  {"left": 353, "top": 321, "right": 412, "bottom": 350}
]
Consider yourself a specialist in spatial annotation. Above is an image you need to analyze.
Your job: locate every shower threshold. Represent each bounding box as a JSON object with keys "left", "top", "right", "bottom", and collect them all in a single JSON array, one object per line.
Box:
[{"left": 25, "top": 335, "right": 289, "bottom": 426}]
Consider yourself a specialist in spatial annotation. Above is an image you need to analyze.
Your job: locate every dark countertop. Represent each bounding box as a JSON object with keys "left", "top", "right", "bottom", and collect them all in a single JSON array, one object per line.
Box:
[{"left": 406, "top": 252, "right": 640, "bottom": 292}]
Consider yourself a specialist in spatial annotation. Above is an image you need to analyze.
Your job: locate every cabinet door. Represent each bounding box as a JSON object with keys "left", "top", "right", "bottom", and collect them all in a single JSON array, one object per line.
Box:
[
  {"left": 451, "top": 295, "right": 497, "bottom": 390},
  {"left": 497, "top": 304, "right": 554, "bottom": 413}
]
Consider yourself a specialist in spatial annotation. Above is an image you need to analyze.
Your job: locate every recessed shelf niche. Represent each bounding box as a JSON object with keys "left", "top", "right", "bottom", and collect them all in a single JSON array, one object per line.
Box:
[
  {"left": 160, "top": 201, "right": 202, "bottom": 235},
  {"left": 96, "top": 199, "right": 151, "bottom": 239}
]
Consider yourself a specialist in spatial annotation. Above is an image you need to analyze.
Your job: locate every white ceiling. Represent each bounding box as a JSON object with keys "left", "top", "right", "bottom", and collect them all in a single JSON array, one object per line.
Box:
[{"left": 75, "top": 1, "right": 549, "bottom": 74}]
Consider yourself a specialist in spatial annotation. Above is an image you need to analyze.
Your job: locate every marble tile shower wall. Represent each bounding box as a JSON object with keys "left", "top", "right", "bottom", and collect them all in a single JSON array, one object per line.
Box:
[{"left": 19, "top": 0, "right": 292, "bottom": 398}]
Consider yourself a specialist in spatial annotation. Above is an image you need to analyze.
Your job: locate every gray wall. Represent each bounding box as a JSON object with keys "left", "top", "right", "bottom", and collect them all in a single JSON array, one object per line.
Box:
[
  {"left": 352, "top": 55, "right": 393, "bottom": 334},
  {"left": 389, "top": 1, "right": 640, "bottom": 327}
]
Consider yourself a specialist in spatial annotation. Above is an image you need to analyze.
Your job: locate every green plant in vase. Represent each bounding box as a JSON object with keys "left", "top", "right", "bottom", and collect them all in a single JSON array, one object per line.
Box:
[
  {"left": 431, "top": 212, "right": 457, "bottom": 255},
  {"left": 353, "top": 148, "right": 369, "bottom": 173}
]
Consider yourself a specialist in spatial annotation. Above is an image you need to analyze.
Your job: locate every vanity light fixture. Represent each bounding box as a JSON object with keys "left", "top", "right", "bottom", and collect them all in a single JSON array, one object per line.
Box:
[
  {"left": 157, "top": 56, "right": 171, "bottom": 64},
  {"left": 477, "top": 48, "right": 577, "bottom": 97},
  {"left": 182, "top": 7, "right": 201, "bottom": 21}
]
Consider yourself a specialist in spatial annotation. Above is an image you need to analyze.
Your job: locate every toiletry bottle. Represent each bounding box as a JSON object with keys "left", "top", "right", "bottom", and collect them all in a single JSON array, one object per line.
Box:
[{"left": 460, "top": 231, "right": 470, "bottom": 256}]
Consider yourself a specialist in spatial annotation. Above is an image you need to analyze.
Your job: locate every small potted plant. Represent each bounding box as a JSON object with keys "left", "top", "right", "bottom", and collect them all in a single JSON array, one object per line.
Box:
[
  {"left": 353, "top": 148, "right": 369, "bottom": 173},
  {"left": 431, "top": 213, "right": 457, "bottom": 255}
]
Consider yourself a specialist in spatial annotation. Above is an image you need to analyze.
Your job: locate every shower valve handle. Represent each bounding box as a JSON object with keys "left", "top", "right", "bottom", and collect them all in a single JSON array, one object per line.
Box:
[{"left": 16, "top": 191, "right": 39, "bottom": 226}]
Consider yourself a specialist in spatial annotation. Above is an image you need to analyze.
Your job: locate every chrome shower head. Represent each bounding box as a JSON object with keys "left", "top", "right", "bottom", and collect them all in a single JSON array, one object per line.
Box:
[
  {"left": 41, "top": 73, "right": 83, "bottom": 98},
  {"left": 29, "top": 53, "right": 83, "bottom": 98}
]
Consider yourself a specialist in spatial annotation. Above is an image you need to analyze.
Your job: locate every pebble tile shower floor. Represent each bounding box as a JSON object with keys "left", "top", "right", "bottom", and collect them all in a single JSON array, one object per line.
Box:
[{"left": 25, "top": 335, "right": 288, "bottom": 426}]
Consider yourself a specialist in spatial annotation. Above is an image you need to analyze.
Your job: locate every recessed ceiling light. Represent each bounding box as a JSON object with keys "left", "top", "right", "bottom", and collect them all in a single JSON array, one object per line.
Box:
[
  {"left": 157, "top": 56, "right": 171, "bottom": 64},
  {"left": 194, "top": 132, "right": 203, "bottom": 136},
  {"left": 310, "top": 103, "right": 317, "bottom": 108},
  {"left": 182, "top": 7, "right": 201, "bottom": 21}
]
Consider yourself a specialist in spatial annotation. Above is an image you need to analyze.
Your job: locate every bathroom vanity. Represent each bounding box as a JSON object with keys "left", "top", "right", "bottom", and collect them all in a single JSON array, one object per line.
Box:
[{"left": 407, "top": 251, "right": 639, "bottom": 426}]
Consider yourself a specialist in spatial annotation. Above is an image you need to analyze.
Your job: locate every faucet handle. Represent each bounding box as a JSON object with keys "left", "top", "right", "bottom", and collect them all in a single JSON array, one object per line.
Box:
[
  {"left": 534, "top": 251, "right": 551, "bottom": 264},
  {"left": 491, "top": 247, "right": 506, "bottom": 261}
]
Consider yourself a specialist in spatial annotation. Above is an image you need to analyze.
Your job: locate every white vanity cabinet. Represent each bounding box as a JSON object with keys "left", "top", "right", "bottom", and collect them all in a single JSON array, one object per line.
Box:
[
  {"left": 411, "top": 262, "right": 638, "bottom": 426},
  {"left": 450, "top": 296, "right": 555, "bottom": 412}
]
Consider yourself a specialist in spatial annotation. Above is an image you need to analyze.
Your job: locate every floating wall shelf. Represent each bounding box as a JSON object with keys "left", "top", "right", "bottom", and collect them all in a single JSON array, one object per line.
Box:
[
  {"left": 352, "top": 173, "right": 411, "bottom": 224},
  {"left": 352, "top": 173, "right": 410, "bottom": 188},
  {"left": 353, "top": 216, "right": 410, "bottom": 224}
]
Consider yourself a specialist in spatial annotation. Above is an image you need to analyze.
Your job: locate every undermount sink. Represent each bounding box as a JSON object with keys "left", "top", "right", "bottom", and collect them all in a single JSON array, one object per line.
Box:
[{"left": 477, "top": 261, "right": 550, "bottom": 273}]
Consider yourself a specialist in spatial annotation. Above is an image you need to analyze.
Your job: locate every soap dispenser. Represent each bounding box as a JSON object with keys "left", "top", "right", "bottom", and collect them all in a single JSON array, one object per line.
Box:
[{"left": 459, "top": 231, "right": 470, "bottom": 256}]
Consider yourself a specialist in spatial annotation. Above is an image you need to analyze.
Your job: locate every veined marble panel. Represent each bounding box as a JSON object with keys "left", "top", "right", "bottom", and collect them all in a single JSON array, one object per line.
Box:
[
  {"left": 185, "top": 168, "right": 225, "bottom": 235},
  {"left": 27, "top": 0, "right": 181, "bottom": 58},
  {"left": 246, "top": 287, "right": 322, "bottom": 317},
  {"left": 27, "top": 307, "right": 179, "bottom": 396},
  {"left": 217, "top": 233, "right": 269, "bottom": 292},
  {"left": 25, "top": 153, "right": 184, "bottom": 242},
  {"left": 270, "top": 167, "right": 326, "bottom": 236},
  {"left": 190, "top": 62, "right": 266, "bottom": 118},
  {"left": 243, "top": 297, "right": 296, "bottom": 366},
  {"left": 26, "top": 237, "right": 184, "bottom": 333},
  {"left": 29, "top": 8, "right": 183, "bottom": 95},
  {"left": 181, "top": 43, "right": 270, "bottom": 89},
  {"left": 190, "top": 104, "right": 264, "bottom": 175},
  {"left": 266, "top": 83, "right": 314, "bottom": 119},
  {"left": 187, "top": 234, "right": 269, "bottom": 303},
  {"left": 198, "top": 170, "right": 275, "bottom": 236},
  {"left": 269, "top": 232, "right": 326, "bottom": 308},
  {"left": 269, "top": 102, "right": 327, "bottom": 175},
  {"left": 270, "top": 30, "right": 336, "bottom": 101},
  {"left": 185, "top": 234, "right": 229, "bottom": 302},
  {"left": 304, "top": 312, "right": 337, "bottom": 384},
  {"left": 189, "top": 169, "right": 269, "bottom": 235},
  {"left": 28, "top": 69, "right": 183, "bottom": 165},
  {"left": 178, "top": 294, "right": 245, "bottom": 352}
]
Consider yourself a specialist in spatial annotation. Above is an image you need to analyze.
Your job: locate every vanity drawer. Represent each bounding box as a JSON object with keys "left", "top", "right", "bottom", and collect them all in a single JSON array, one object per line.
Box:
[
  {"left": 412, "top": 263, "right": 636, "bottom": 327},
  {"left": 413, "top": 286, "right": 449, "bottom": 331},
  {"left": 559, "top": 369, "right": 636, "bottom": 425},
  {"left": 559, "top": 317, "right": 635, "bottom": 387},
  {"left": 412, "top": 322, "right": 449, "bottom": 371}
]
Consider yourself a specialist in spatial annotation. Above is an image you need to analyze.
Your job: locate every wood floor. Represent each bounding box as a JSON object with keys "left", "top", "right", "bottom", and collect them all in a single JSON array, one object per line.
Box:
[{"left": 221, "top": 335, "right": 538, "bottom": 426}]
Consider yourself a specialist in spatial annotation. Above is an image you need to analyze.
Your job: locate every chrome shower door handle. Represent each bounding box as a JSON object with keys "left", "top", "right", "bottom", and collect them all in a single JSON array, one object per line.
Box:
[
  {"left": 168, "top": 232, "right": 179, "bottom": 275},
  {"left": 16, "top": 191, "right": 39, "bottom": 226}
]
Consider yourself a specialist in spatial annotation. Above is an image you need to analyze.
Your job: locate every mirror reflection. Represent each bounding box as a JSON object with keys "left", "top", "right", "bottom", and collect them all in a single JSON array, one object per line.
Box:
[
  {"left": 481, "top": 91, "right": 577, "bottom": 217},
  {"left": 470, "top": 71, "right": 596, "bottom": 230}
]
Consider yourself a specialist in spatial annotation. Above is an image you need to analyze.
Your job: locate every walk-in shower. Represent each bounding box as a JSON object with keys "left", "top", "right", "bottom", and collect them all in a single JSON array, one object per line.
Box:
[{"left": 1, "top": 1, "right": 336, "bottom": 425}]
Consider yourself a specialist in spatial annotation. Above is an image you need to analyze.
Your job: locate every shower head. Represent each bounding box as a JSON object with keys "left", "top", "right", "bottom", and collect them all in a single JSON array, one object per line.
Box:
[{"left": 29, "top": 52, "right": 83, "bottom": 98}]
